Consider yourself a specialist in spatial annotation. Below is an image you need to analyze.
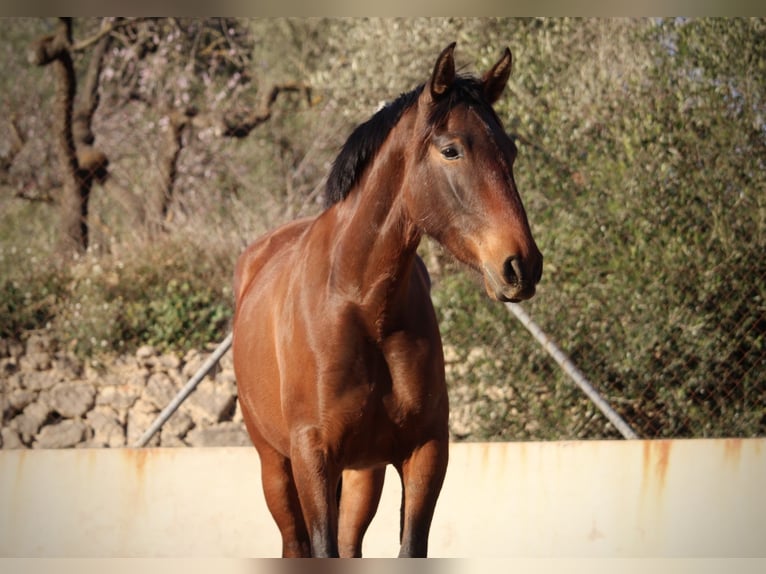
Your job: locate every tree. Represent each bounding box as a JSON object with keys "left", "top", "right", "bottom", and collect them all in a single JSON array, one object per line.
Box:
[
  {"left": 27, "top": 17, "right": 311, "bottom": 250},
  {"left": 30, "top": 17, "right": 110, "bottom": 254}
]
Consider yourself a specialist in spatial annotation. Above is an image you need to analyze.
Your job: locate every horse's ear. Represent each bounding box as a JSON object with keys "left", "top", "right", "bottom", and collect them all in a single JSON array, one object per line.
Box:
[
  {"left": 430, "top": 42, "right": 457, "bottom": 100},
  {"left": 482, "top": 47, "right": 513, "bottom": 104}
]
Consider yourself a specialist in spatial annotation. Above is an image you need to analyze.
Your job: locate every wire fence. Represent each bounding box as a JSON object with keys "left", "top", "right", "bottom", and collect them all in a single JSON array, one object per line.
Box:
[
  {"left": 428, "top": 246, "right": 766, "bottom": 441},
  {"left": 556, "top": 276, "right": 766, "bottom": 439}
]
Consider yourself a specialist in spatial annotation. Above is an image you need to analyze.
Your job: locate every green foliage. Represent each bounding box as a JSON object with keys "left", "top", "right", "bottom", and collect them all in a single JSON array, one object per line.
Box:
[
  {"left": 0, "top": 226, "right": 233, "bottom": 357},
  {"left": 0, "top": 200, "right": 62, "bottom": 339},
  {"left": 54, "top": 242, "right": 234, "bottom": 357},
  {"left": 0, "top": 250, "right": 63, "bottom": 340},
  {"left": 492, "top": 17, "right": 766, "bottom": 438},
  {"left": 136, "top": 279, "right": 230, "bottom": 352}
]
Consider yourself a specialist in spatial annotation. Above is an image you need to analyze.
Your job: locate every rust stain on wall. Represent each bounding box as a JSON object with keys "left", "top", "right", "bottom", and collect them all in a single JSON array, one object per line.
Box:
[
  {"left": 723, "top": 438, "right": 743, "bottom": 469},
  {"left": 125, "top": 447, "right": 150, "bottom": 481},
  {"left": 587, "top": 518, "right": 605, "bottom": 542},
  {"left": 121, "top": 448, "right": 152, "bottom": 505},
  {"left": 116, "top": 448, "right": 156, "bottom": 518},
  {"left": 640, "top": 439, "right": 672, "bottom": 508},
  {"left": 636, "top": 440, "right": 674, "bottom": 543},
  {"left": 12, "top": 449, "right": 27, "bottom": 492},
  {"left": 480, "top": 441, "right": 491, "bottom": 472},
  {"left": 517, "top": 441, "right": 527, "bottom": 471}
]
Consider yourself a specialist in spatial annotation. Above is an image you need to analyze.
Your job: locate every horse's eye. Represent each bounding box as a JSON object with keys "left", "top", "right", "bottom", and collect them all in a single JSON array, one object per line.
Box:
[{"left": 441, "top": 145, "right": 461, "bottom": 160}]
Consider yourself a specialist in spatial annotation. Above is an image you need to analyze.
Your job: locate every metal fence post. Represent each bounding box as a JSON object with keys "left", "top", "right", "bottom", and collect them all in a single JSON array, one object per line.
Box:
[
  {"left": 133, "top": 331, "right": 234, "bottom": 447},
  {"left": 505, "top": 303, "right": 639, "bottom": 440}
]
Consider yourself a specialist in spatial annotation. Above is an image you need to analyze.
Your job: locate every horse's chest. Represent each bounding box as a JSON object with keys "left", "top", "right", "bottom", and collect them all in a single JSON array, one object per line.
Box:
[
  {"left": 279, "top": 305, "right": 445, "bottom": 462},
  {"left": 345, "top": 332, "right": 443, "bottom": 447},
  {"left": 380, "top": 338, "right": 434, "bottom": 416}
]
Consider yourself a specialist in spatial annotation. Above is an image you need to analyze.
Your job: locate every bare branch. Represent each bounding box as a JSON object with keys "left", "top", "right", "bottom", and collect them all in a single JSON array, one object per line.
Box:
[
  {"left": 13, "top": 185, "right": 56, "bottom": 204},
  {"left": 29, "top": 18, "right": 72, "bottom": 66},
  {"left": 223, "top": 82, "right": 312, "bottom": 138},
  {"left": 0, "top": 116, "right": 25, "bottom": 175},
  {"left": 146, "top": 107, "right": 196, "bottom": 237},
  {"left": 73, "top": 19, "right": 112, "bottom": 146},
  {"left": 71, "top": 18, "right": 145, "bottom": 52}
]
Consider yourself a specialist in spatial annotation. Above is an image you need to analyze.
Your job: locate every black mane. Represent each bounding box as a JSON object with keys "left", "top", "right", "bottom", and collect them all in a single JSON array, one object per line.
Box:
[
  {"left": 324, "top": 86, "right": 423, "bottom": 208},
  {"left": 323, "top": 76, "right": 494, "bottom": 208}
]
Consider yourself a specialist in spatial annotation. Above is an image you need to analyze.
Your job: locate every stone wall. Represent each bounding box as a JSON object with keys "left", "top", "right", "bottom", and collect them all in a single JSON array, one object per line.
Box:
[
  {"left": 1, "top": 334, "right": 251, "bottom": 449},
  {"left": 1, "top": 334, "right": 487, "bottom": 449}
]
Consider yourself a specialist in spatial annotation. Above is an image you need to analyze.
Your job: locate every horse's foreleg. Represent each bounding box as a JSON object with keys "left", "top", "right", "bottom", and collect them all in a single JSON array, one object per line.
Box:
[
  {"left": 245, "top": 422, "right": 311, "bottom": 558},
  {"left": 290, "top": 426, "right": 341, "bottom": 557},
  {"left": 337, "top": 467, "right": 386, "bottom": 557},
  {"left": 397, "top": 438, "right": 449, "bottom": 557}
]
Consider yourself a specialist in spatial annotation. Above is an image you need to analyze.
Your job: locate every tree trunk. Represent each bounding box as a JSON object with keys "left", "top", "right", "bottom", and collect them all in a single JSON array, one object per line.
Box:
[
  {"left": 32, "top": 18, "right": 110, "bottom": 255},
  {"left": 146, "top": 109, "right": 190, "bottom": 237}
]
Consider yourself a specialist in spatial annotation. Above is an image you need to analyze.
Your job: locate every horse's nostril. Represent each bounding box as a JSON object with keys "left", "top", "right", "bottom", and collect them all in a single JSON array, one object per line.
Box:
[{"left": 503, "top": 256, "right": 523, "bottom": 286}]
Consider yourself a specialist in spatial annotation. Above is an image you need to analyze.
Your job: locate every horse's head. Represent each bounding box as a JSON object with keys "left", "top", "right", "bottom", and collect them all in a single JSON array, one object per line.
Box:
[{"left": 404, "top": 43, "right": 543, "bottom": 302}]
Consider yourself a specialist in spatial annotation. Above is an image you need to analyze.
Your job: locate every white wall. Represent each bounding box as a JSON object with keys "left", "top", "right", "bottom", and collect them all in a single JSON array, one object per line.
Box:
[{"left": 0, "top": 439, "right": 764, "bottom": 558}]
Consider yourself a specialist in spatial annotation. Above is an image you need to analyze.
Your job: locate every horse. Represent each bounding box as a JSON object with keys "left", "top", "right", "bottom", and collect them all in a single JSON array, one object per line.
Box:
[{"left": 232, "top": 42, "right": 543, "bottom": 558}]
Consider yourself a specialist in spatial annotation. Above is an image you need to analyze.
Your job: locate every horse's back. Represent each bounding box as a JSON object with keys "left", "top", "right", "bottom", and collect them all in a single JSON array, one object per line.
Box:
[{"left": 234, "top": 216, "right": 314, "bottom": 307}]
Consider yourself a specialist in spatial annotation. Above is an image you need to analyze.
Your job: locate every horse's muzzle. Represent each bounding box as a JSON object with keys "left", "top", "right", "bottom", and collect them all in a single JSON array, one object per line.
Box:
[{"left": 482, "top": 253, "right": 542, "bottom": 303}]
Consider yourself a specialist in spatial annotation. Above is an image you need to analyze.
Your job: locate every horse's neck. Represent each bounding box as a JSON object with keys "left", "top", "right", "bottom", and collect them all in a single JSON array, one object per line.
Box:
[{"left": 323, "top": 142, "right": 421, "bottom": 335}]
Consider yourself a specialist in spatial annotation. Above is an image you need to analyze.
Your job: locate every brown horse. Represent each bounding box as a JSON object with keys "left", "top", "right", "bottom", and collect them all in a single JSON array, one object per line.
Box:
[{"left": 232, "top": 43, "right": 542, "bottom": 558}]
